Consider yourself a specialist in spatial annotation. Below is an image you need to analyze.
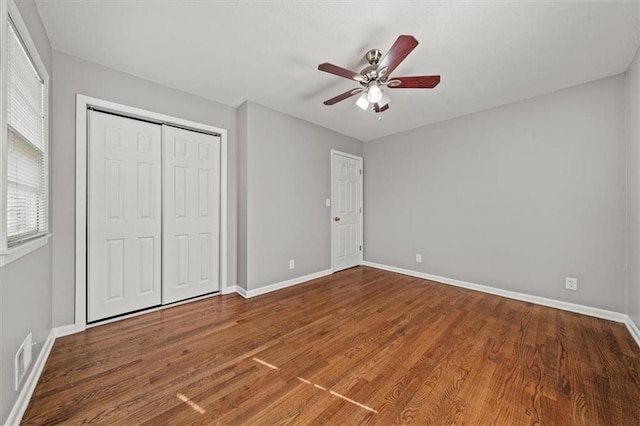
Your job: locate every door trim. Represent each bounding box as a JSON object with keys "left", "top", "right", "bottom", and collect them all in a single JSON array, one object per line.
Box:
[
  {"left": 330, "top": 150, "right": 363, "bottom": 272},
  {"left": 75, "top": 94, "right": 229, "bottom": 333}
]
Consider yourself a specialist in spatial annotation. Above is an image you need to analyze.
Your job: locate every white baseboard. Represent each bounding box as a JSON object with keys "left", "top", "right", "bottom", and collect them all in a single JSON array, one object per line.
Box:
[
  {"left": 362, "top": 261, "right": 628, "bottom": 323},
  {"left": 54, "top": 324, "right": 80, "bottom": 338},
  {"left": 625, "top": 317, "right": 640, "bottom": 349},
  {"left": 236, "top": 286, "right": 248, "bottom": 298},
  {"left": 237, "top": 269, "right": 333, "bottom": 299},
  {"left": 222, "top": 285, "right": 237, "bottom": 295},
  {"left": 5, "top": 329, "right": 55, "bottom": 426}
]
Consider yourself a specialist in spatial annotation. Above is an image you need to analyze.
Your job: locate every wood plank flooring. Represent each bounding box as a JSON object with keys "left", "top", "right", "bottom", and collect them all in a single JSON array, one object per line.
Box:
[{"left": 22, "top": 266, "right": 640, "bottom": 424}]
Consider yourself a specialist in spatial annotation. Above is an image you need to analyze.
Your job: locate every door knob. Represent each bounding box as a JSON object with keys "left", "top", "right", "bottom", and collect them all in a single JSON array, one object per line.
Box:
[{"left": 334, "top": 216, "right": 341, "bottom": 222}]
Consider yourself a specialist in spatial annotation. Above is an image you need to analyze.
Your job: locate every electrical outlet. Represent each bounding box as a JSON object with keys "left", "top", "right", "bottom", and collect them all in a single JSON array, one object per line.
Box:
[
  {"left": 565, "top": 277, "right": 578, "bottom": 291},
  {"left": 416, "top": 254, "right": 422, "bottom": 263},
  {"left": 289, "top": 259, "right": 295, "bottom": 269}
]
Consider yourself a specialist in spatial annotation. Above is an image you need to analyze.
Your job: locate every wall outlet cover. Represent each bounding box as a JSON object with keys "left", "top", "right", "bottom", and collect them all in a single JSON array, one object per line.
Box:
[
  {"left": 565, "top": 277, "right": 578, "bottom": 291},
  {"left": 416, "top": 254, "right": 422, "bottom": 263},
  {"left": 289, "top": 259, "right": 295, "bottom": 269}
]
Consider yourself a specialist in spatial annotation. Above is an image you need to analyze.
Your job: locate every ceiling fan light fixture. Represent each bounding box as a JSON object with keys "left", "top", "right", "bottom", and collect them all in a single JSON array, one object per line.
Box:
[
  {"left": 367, "top": 84, "right": 382, "bottom": 103},
  {"left": 378, "top": 91, "right": 391, "bottom": 108},
  {"left": 356, "top": 92, "right": 370, "bottom": 110},
  {"left": 318, "top": 35, "right": 440, "bottom": 115}
]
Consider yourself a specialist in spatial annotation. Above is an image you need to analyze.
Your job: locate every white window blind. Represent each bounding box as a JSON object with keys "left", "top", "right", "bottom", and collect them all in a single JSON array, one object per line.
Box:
[{"left": 6, "top": 19, "right": 46, "bottom": 246}]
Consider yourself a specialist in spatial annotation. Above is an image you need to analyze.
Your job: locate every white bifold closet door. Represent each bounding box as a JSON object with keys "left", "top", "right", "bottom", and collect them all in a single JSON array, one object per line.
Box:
[
  {"left": 88, "top": 111, "right": 162, "bottom": 322},
  {"left": 162, "top": 125, "right": 221, "bottom": 304}
]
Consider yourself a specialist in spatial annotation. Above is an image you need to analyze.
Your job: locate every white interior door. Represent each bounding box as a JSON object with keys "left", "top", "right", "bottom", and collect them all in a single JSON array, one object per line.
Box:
[
  {"left": 332, "top": 151, "right": 362, "bottom": 272},
  {"left": 87, "top": 111, "right": 162, "bottom": 322},
  {"left": 163, "top": 125, "right": 221, "bottom": 304}
]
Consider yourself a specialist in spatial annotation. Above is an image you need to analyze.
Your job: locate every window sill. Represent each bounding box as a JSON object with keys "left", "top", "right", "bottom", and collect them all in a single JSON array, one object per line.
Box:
[{"left": 0, "top": 233, "right": 51, "bottom": 267}]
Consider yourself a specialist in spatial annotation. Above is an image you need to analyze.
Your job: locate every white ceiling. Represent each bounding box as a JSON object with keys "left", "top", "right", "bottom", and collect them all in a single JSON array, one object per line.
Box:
[{"left": 35, "top": 0, "right": 640, "bottom": 141}]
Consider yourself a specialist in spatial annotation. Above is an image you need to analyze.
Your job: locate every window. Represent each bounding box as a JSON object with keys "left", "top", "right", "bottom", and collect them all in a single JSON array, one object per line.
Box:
[{"left": 0, "top": 1, "right": 49, "bottom": 266}]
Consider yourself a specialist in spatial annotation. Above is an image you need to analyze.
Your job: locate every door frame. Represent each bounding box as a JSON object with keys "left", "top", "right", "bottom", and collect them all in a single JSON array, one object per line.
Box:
[
  {"left": 74, "top": 94, "right": 229, "bottom": 332},
  {"left": 330, "top": 149, "right": 364, "bottom": 272}
]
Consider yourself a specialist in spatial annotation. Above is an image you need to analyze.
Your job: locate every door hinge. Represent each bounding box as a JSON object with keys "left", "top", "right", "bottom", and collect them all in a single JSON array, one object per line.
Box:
[
  {"left": 359, "top": 245, "right": 362, "bottom": 251},
  {"left": 360, "top": 169, "right": 362, "bottom": 175},
  {"left": 359, "top": 207, "right": 362, "bottom": 213}
]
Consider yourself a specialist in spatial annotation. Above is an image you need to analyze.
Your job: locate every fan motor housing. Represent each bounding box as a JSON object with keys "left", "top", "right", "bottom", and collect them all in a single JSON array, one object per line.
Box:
[
  {"left": 365, "top": 48, "right": 382, "bottom": 65},
  {"left": 360, "top": 65, "right": 378, "bottom": 82}
]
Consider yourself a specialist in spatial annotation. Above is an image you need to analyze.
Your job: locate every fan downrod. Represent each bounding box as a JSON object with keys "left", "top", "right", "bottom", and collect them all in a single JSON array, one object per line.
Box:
[{"left": 365, "top": 48, "right": 382, "bottom": 65}]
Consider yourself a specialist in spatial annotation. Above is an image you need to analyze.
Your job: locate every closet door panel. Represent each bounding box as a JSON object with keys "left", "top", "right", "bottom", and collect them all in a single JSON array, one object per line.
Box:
[
  {"left": 88, "top": 111, "right": 162, "bottom": 322},
  {"left": 163, "top": 125, "right": 220, "bottom": 303}
]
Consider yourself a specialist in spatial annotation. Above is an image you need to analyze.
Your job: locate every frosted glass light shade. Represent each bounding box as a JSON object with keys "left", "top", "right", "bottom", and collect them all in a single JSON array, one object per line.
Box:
[
  {"left": 367, "top": 84, "right": 382, "bottom": 103},
  {"left": 378, "top": 91, "right": 390, "bottom": 108},
  {"left": 356, "top": 92, "right": 370, "bottom": 110}
]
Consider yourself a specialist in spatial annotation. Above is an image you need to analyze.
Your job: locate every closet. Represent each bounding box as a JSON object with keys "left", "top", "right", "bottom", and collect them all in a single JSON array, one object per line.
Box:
[{"left": 87, "top": 110, "right": 221, "bottom": 322}]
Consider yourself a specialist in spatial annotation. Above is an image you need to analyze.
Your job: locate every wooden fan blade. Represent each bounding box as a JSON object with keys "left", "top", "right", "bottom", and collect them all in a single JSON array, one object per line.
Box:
[
  {"left": 318, "top": 63, "right": 364, "bottom": 81},
  {"left": 323, "top": 88, "right": 362, "bottom": 105},
  {"left": 378, "top": 35, "right": 418, "bottom": 76},
  {"left": 373, "top": 103, "right": 390, "bottom": 113},
  {"left": 388, "top": 75, "right": 441, "bottom": 89}
]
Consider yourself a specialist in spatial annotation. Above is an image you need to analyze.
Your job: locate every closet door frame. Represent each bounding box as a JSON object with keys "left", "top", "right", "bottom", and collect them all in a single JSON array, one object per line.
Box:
[{"left": 73, "top": 94, "right": 229, "bottom": 333}]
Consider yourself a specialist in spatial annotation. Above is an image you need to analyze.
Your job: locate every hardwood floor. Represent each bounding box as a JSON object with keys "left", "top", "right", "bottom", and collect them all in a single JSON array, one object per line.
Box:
[{"left": 22, "top": 266, "right": 640, "bottom": 425}]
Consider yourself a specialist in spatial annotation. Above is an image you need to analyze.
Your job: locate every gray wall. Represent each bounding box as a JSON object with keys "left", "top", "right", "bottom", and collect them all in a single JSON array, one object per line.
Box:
[
  {"left": 627, "top": 47, "right": 640, "bottom": 327},
  {"left": 1, "top": 0, "right": 53, "bottom": 422},
  {"left": 237, "top": 102, "right": 248, "bottom": 290},
  {"left": 51, "top": 52, "right": 237, "bottom": 327},
  {"left": 239, "top": 101, "right": 362, "bottom": 290},
  {"left": 364, "top": 75, "right": 627, "bottom": 312},
  {"left": 0, "top": 247, "right": 52, "bottom": 422}
]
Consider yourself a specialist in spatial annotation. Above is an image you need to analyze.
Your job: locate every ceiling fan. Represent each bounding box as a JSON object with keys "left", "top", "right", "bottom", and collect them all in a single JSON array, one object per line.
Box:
[{"left": 318, "top": 35, "right": 440, "bottom": 113}]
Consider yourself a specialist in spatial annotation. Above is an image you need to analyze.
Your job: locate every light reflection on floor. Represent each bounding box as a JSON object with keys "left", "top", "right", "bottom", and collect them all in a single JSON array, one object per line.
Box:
[
  {"left": 176, "top": 393, "right": 206, "bottom": 414},
  {"left": 252, "top": 357, "right": 280, "bottom": 370},
  {"left": 252, "top": 357, "right": 378, "bottom": 414}
]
